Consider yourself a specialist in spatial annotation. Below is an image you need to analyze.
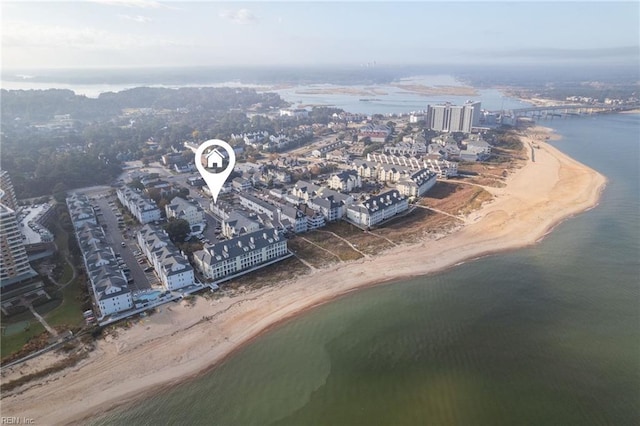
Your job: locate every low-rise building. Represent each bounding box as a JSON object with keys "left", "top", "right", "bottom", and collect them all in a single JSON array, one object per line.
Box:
[
  {"left": 137, "top": 225, "right": 194, "bottom": 291},
  {"left": 222, "top": 210, "right": 263, "bottom": 238},
  {"left": 346, "top": 190, "right": 409, "bottom": 228},
  {"left": 327, "top": 170, "right": 362, "bottom": 192},
  {"left": 117, "top": 187, "right": 162, "bottom": 224},
  {"left": 359, "top": 124, "right": 392, "bottom": 143},
  {"left": 232, "top": 177, "right": 253, "bottom": 192},
  {"left": 165, "top": 196, "right": 205, "bottom": 228},
  {"left": 66, "top": 195, "right": 133, "bottom": 318},
  {"left": 193, "top": 228, "right": 289, "bottom": 281},
  {"left": 396, "top": 169, "right": 437, "bottom": 197}
]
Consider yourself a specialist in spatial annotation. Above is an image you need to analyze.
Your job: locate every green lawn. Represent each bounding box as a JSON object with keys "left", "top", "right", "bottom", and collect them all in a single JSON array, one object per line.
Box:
[
  {"left": 45, "top": 279, "right": 84, "bottom": 329},
  {"left": 1, "top": 322, "right": 45, "bottom": 359}
]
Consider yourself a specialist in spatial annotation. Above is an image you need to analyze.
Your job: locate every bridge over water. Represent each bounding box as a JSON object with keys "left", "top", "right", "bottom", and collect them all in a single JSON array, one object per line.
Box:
[{"left": 490, "top": 103, "right": 639, "bottom": 117}]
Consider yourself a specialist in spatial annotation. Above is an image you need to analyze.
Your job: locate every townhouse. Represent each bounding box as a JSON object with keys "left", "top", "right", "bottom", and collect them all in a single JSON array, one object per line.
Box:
[
  {"left": 346, "top": 190, "right": 409, "bottom": 228},
  {"left": 137, "top": 225, "right": 194, "bottom": 291},
  {"left": 116, "top": 187, "right": 162, "bottom": 224},
  {"left": 193, "top": 228, "right": 289, "bottom": 281}
]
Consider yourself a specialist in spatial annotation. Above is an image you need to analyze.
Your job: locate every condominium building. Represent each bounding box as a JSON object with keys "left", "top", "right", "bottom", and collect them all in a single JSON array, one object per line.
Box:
[
  {"left": 427, "top": 101, "right": 481, "bottom": 133},
  {"left": 346, "top": 190, "right": 409, "bottom": 228},
  {"left": 0, "top": 171, "right": 18, "bottom": 211},
  {"left": 137, "top": 225, "right": 194, "bottom": 291},
  {"left": 0, "top": 203, "right": 35, "bottom": 286},
  {"left": 165, "top": 196, "right": 205, "bottom": 227},
  {"left": 193, "top": 228, "right": 289, "bottom": 281},
  {"left": 327, "top": 170, "right": 362, "bottom": 193},
  {"left": 67, "top": 194, "right": 133, "bottom": 318},
  {"left": 396, "top": 169, "right": 438, "bottom": 198},
  {"left": 116, "top": 187, "right": 162, "bottom": 224}
]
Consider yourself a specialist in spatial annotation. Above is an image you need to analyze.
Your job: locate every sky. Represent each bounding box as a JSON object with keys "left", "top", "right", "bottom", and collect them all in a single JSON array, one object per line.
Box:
[{"left": 1, "top": 1, "right": 639, "bottom": 70}]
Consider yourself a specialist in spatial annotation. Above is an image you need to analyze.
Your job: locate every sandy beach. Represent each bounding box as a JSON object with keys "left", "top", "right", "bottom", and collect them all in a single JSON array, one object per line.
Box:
[{"left": 0, "top": 126, "right": 606, "bottom": 425}]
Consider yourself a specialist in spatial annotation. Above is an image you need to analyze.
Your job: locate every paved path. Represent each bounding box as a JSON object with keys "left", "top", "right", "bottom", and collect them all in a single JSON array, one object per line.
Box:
[{"left": 28, "top": 304, "right": 58, "bottom": 337}]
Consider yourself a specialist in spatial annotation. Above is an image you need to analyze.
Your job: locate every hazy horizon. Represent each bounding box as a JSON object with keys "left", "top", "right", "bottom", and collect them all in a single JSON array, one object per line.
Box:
[{"left": 2, "top": 1, "right": 638, "bottom": 71}]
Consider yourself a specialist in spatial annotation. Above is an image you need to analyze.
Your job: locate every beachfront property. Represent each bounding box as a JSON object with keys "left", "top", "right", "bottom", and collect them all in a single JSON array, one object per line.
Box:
[
  {"left": 0, "top": 203, "right": 37, "bottom": 288},
  {"left": 396, "top": 169, "right": 438, "bottom": 198},
  {"left": 136, "top": 225, "right": 195, "bottom": 291},
  {"left": 327, "top": 170, "right": 362, "bottom": 192},
  {"left": 66, "top": 194, "right": 133, "bottom": 318},
  {"left": 346, "top": 190, "right": 409, "bottom": 228},
  {"left": 461, "top": 135, "right": 492, "bottom": 161},
  {"left": 165, "top": 196, "right": 205, "bottom": 230},
  {"left": 193, "top": 228, "right": 289, "bottom": 281},
  {"left": 116, "top": 187, "right": 162, "bottom": 224},
  {"left": 426, "top": 101, "right": 481, "bottom": 133}
]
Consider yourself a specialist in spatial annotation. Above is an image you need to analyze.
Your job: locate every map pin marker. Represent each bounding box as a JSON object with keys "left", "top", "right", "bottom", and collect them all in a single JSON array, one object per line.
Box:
[{"left": 195, "top": 139, "right": 236, "bottom": 204}]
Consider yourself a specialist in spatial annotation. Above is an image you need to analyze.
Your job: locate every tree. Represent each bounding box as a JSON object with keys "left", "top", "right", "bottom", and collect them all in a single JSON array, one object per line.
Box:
[{"left": 164, "top": 218, "right": 191, "bottom": 243}]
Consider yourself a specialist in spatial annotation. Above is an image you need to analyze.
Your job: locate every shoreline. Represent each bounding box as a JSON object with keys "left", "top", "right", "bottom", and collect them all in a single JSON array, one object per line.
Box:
[{"left": 0, "top": 126, "right": 607, "bottom": 424}]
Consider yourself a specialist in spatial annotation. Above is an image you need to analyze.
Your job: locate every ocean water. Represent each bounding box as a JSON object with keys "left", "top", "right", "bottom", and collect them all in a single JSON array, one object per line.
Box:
[{"left": 91, "top": 111, "right": 639, "bottom": 425}]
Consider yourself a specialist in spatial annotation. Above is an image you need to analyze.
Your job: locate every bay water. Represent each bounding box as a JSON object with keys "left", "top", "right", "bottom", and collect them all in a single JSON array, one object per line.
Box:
[{"left": 91, "top": 113, "right": 639, "bottom": 425}]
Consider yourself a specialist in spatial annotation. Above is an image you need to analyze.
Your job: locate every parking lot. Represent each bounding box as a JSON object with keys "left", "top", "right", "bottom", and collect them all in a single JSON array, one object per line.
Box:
[{"left": 91, "top": 192, "right": 158, "bottom": 292}]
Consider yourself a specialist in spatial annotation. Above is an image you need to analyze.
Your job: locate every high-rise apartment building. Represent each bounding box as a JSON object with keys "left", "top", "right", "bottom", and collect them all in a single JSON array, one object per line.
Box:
[
  {"left": 0, "top": 171, "right": 18, "bottom": 212},
  {"left": 0, "top": 171, "right": 37, "bottom": 288},
  {"left": 426, "top": 101, "right": 481, "bottom": 133},
  {"left": 0, "top": 203, "right": 33, "bottom": 286}
]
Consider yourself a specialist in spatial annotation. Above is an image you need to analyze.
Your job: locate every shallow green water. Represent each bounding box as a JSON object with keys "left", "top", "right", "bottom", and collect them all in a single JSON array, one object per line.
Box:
[{"left": 92, "top": 114, "right": 639, "bottom": 426}]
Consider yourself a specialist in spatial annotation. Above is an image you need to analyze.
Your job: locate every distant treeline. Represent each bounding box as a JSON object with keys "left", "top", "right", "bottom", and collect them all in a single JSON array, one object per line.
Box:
[
  {"left": 1, "top": 87, "right": 287, "bottom": 122},
  {"left": 0, "top": 87, "right": 289, "bottom": 198}
]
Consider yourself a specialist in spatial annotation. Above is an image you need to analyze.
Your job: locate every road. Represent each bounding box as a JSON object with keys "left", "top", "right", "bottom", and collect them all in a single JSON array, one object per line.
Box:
[{"left": 90, "top": 192, "right": 155, "bottom": 292}]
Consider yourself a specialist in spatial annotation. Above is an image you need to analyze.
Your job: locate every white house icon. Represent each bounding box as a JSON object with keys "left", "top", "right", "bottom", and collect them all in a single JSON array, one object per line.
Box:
[{"left": 205, "top": 149, "right": 225, "bottom": 169}]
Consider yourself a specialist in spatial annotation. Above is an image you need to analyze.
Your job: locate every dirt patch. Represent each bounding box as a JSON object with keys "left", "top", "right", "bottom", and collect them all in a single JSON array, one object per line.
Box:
[
  {"left": 376, "top": 208, "right": 459, "bottom": 244},
  {"left": 302, "top": 231, "right": 363, "bottom": 262},
  {"left": 226, "top": 256, "right": 310, "bottom": 290},
  {"left": 420, "top": 182, "right": 493, "bottom": 217}
]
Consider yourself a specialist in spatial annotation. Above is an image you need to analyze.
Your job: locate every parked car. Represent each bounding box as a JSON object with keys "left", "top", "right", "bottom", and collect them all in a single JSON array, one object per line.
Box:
[
  {"left": 144, "top": 267, "right": 154, "bottom": 272},
  {"left": 121, "top": 242, "right": 126, "bottom": 247}
]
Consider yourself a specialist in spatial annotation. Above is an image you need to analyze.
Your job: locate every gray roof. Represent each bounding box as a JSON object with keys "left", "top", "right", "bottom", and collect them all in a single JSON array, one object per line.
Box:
[
  {"left": 356, "top": 190, "right": 406, "bottom": 214},
  {"left": 194, "top": 228, "right": 283, "bottom": 265}
]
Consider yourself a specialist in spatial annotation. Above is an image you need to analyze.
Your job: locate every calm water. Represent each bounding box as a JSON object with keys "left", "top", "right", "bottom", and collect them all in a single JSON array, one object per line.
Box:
[{"left": 92, "top": 113, "right": 639, "bottom": 425}]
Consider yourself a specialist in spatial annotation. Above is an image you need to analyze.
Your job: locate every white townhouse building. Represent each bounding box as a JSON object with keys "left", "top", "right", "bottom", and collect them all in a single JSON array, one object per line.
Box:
[
  {"left": 117, "top": 187, "right": 162, "bottom": 224},
  {"left": 193, "top": 228, "right": 289, "bottom": 281},
  {"left": 165, "top": 196, "right": 205, "bottom": 228},
  {"left": 137, "top": 225, "right": 194, "bottom": 291},
  {"left": 66, "top": 193, "right": 98, "bottom": 229},
  {"left": 461, "top": 136, "right": 492, "bottom": 162},
  {"left": 396, "top": 169, "right": 437, "bottom": 198},
  {"left": 238, "top": 192, "right": 308, "bottom": 233},
  {"left": 327, "top": 170, "right": 362, "bottom": 193},
  {"left": 66, "top": 195, "right": 133, "bottom": 318},
  {"left": 222, "top": 210, "right": 263, "bottom": 238},
  {"left": 292, "top": 181, "right": 354, "bottom": 222},
  {"left": 346, "top": 190, "right": 409, "bottom": 228}
]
